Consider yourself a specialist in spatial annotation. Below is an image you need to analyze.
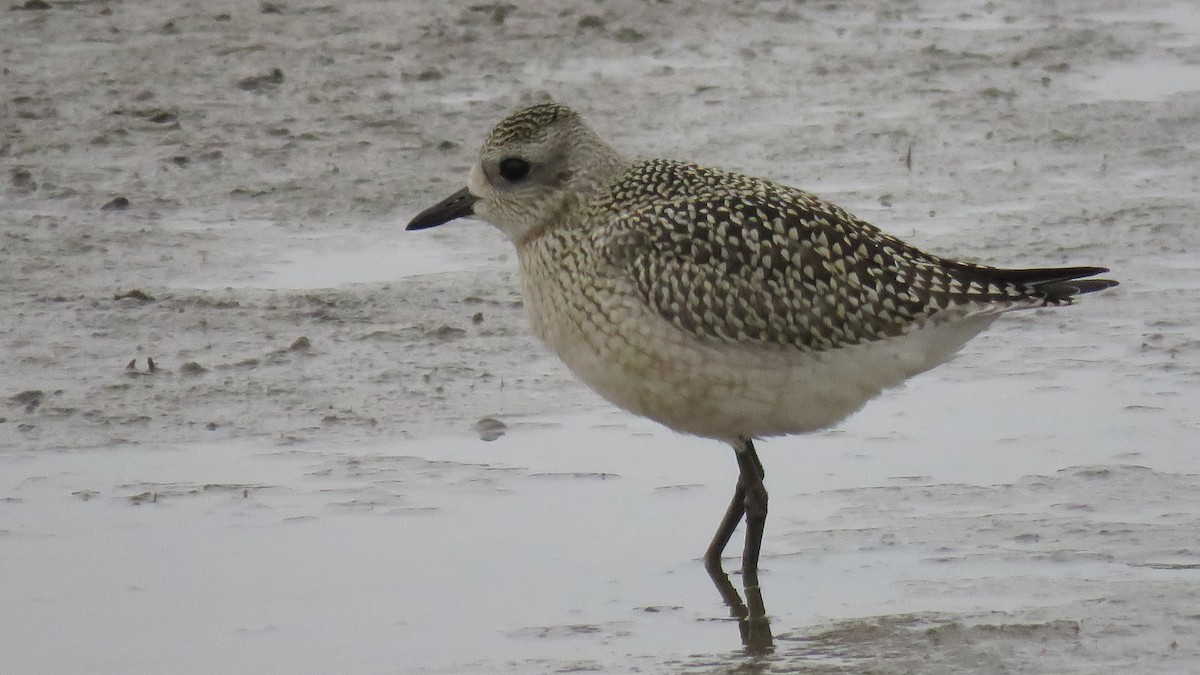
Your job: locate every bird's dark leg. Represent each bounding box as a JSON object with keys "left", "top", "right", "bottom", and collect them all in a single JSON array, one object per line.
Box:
[
  {"left": 704, "top": 478, "right": 746, "bottom": 575},
  {"left": 704, "top": 438, "right": 768, "bottom": 581},
  {"left": 734, "top": 438, "right": 768, "bottom": 587},
  {"left": 704, "top": 438, "right": 773, "bottom": 654}
]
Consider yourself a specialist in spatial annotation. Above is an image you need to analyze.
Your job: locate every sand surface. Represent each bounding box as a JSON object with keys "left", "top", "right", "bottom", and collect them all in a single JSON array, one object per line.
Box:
[{"left": 2, "top": 1, "right": 1199, "bottom": 673}]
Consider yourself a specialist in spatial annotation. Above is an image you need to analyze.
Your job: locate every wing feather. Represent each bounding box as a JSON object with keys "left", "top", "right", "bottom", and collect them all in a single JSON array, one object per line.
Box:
[{"left": 595, "top": 160, "right": 1111, "bottom": 352}]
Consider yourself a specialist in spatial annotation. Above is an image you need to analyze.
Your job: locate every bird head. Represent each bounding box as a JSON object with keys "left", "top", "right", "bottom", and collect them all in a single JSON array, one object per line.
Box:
[{"left": 407, "top": 102, "right": 625, "bottom": 244}]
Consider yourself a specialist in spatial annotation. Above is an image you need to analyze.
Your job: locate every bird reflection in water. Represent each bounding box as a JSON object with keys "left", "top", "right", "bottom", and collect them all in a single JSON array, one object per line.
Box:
[{"left": 706, "top": 561, "right": 774, "bottom": 655}]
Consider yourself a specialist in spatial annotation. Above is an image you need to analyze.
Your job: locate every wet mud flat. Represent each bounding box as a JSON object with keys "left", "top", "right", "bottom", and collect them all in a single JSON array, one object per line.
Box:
[
  {"left": 3, "top": 0, "right": 1199, "bottom": 673},
  {"left": 4, "top": 402, "right": 1199, "bottom": 674}
]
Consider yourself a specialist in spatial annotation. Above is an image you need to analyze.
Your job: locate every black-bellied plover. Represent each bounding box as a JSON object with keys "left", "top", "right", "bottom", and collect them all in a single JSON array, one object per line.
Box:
[{"left": 407, "top": 102, "right": 1117, "bottom": 587}]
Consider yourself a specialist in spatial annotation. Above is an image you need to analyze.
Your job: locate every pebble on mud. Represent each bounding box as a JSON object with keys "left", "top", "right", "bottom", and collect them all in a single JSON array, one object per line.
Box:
[
  {"left": 11, "top": 390, "right": 43, "bottom": 413},
  {"left": 613, "top": 27, "right": 646, "bottom": 43},
  {"left": 146, "top": 110, "right": 176, "bottom": 124},
  {"left": 180, "top": 362, "right": 208, "bottom": 376},
  {"left": 473, "top": 416, "right": 507, "bottom": 442},
  {"left": 129, "top": 491, "right": 158, "bottom": 505},
  {"left": 237, "top": 68, "right": 285, "bottom": 92},
  {"left": 113, "top": 289, "right": 155, "bottom": 302},
  {"left": 10, "top": 389, "right": 43, "bottom": 403},
  {"left": 101, "top": 196, "right": 130, "bottom": 211},
  {"left": 577, "top": 15, "right": 605, "bottom": 30},
  {"left": 428, "top": 325, "right": 466, "bottom": 340},
  {"left": 11, "top": 168, "right": 36, "bottom": 191}
]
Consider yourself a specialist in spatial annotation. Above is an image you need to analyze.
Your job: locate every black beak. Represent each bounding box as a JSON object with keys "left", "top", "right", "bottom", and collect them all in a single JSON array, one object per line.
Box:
[{"left": 406, "top": 187, "right": 480, "bottom": 231}]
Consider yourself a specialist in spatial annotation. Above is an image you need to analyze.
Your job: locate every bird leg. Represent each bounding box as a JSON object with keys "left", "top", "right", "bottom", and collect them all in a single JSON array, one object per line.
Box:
[
  {"left": 704, "top": 478, "right": 746, "bottom": 575},
  {"left": 704, "top": 438, "right": 773, "bottom": 653},
  {"left": 704, "top": 439, "right": 768, "bottom": 583},
  {"left": 735, "top": 439, "right": 768, "bottom": 587}
]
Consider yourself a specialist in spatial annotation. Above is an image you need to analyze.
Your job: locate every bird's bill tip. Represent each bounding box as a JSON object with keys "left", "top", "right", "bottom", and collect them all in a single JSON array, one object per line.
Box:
[{"left": 406, "top": 187, "right": 480, "bottom": 231}]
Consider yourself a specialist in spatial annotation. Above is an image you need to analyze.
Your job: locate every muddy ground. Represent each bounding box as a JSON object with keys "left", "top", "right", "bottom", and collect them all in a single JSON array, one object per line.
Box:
[{"left": 2, "top": 1, "right": 1199, "bottom": 673}]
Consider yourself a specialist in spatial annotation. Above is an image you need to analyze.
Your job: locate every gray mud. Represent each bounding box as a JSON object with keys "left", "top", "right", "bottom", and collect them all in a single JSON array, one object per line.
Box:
[{"left": 2, "top": 1, "right": 1199, "bottom": 673}]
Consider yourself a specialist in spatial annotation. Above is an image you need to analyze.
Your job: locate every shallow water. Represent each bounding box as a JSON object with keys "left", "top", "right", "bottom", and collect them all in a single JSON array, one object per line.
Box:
[
  {"left": 1077, "top": 61, "right": 1200, "bottom": 102},
  {"left": 5, "top": 366, "right": 1198, "bottom": 673}
]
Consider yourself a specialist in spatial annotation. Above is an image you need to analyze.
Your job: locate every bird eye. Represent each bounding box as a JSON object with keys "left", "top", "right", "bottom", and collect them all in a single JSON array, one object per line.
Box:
[{"left": 498, "top": 157, "right": 532, "bottom": 182}]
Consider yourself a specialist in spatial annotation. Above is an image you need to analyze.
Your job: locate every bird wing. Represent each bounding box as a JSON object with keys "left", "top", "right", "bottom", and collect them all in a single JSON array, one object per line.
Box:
[{"left": 596, "top": 160, "right": 1108, "bottom": 352}]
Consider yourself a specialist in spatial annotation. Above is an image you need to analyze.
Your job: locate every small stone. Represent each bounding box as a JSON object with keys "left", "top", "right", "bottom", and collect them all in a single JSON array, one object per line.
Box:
[
  {"left": 11, "top": 168, "right": 35, "bottom": 192},
  {"left": 288, "top": 336, "right": 312, "bottom": 352},
  {"left": 113, "top": 289, "right": 155, "bottom": 302},
  {"left": 980, "top": 87, "right": 1016, "bottom": 100},
  {"left": 101, "top": 196, "right": 130, "bottom": 211},
  {"left": 613, "top": 27, "right": 646, "bottom": 43},
  {"left": 10, "top": 390, "right": 43, "bottom": 406},
  {"left": 428, "top": 325, "right": 466, "bottom": 340},
  {"left": 473, "top": 416, "right": 507, "bottom": 442},
  {"left": 180, "top": 362, "right": 208, "bottom": 376},
  {"left": 577, "top": 15, "right": 605, "bottom": 30},
  {"left": 237, "top": 68, "right": 285, "bottom": 92}
]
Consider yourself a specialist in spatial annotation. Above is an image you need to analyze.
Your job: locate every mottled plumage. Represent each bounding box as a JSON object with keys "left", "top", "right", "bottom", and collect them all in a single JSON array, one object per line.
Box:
[
  {"left": 599, "top": 158, "right": 1107, "bottom": 352},
  {"left": 406, "top": 101, "right": 1117, "bottom": 588}
]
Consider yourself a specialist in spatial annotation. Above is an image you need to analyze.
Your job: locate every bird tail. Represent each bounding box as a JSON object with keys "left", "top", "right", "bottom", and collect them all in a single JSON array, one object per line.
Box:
[{"left": 980, "top": 265, "right": 1119, "bottom": 304}]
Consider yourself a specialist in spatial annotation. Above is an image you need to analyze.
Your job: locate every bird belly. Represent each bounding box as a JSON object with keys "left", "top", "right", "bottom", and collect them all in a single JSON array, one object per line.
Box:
[{"left": 520, "top": 265, "right": 999, "bottom": 443}]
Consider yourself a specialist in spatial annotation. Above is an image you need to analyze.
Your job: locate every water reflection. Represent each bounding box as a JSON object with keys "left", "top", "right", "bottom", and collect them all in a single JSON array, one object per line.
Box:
[{"left": 706, "top": 561, "right": 774, "bottom": 655}]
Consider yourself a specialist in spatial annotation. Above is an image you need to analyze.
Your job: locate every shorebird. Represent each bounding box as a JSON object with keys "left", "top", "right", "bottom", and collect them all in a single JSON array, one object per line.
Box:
[{"left": 406, "top": 102, "right": 1116, "bottom": 587}]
